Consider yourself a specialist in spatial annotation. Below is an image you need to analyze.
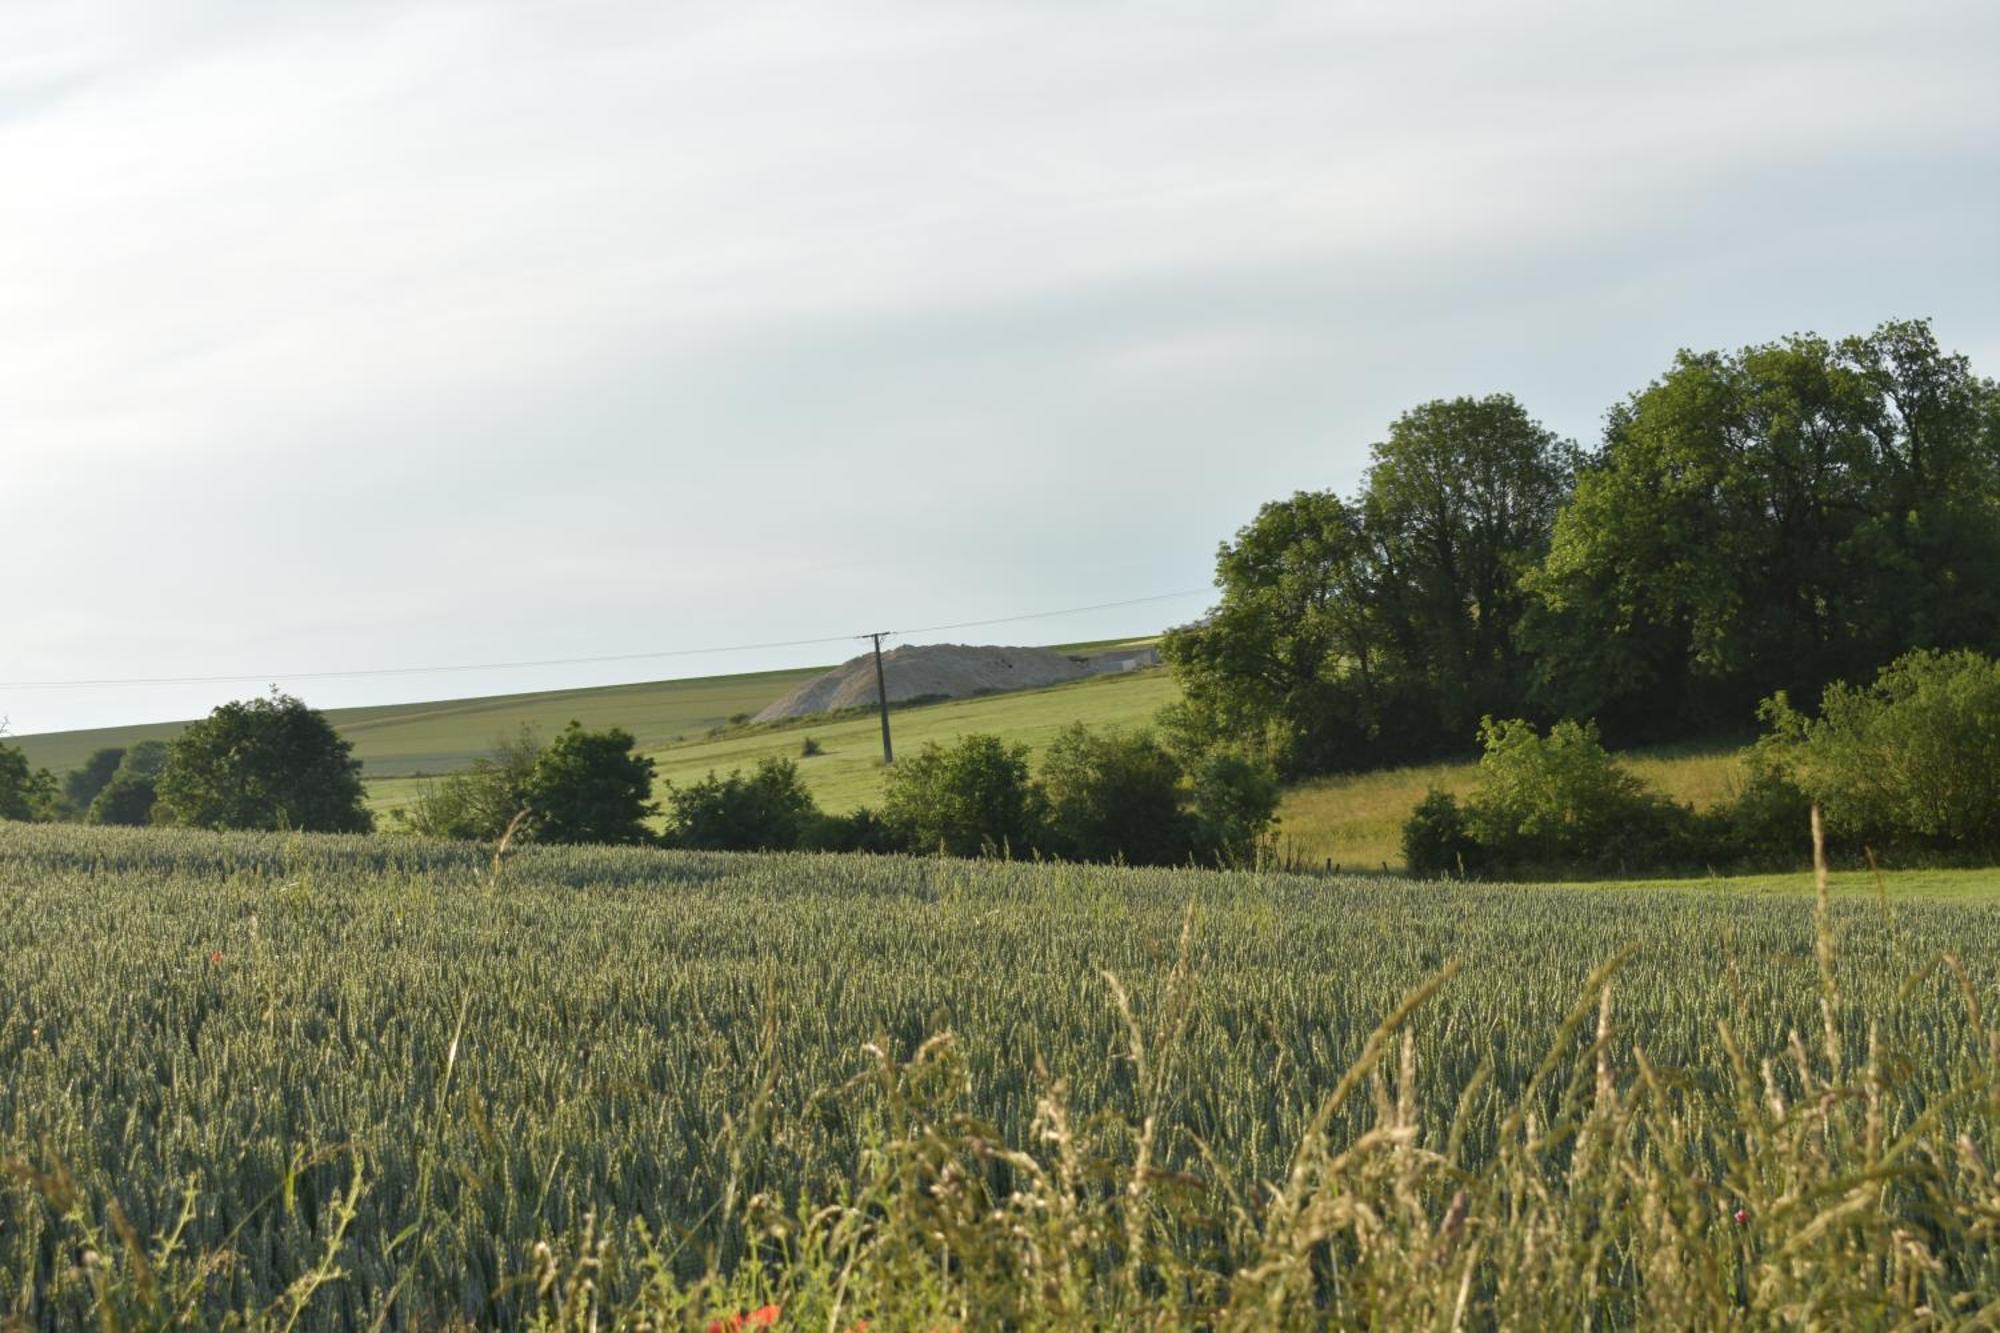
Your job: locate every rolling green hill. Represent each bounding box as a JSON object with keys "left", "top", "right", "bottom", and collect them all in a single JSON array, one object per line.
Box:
[{"left": 9, "top": 665, "right": 828, "bottom": 779}]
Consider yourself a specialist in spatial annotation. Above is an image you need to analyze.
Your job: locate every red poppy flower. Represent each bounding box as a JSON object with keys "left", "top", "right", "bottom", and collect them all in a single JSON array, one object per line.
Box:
[
  {"left": 209, "top": 951, "right": 224, "bottom": 965},
  {"left": 706, "top": 1305, "right": 781, "bottom": 1333},
  {"left": 1733, "top": 1208, "right": 1748, "bottom": 1226}
]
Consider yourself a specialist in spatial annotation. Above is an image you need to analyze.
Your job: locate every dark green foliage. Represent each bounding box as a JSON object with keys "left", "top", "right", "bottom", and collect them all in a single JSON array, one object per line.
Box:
[
  {"left": 1186, "top": 748, "right": 1282, "bottom": 865},
  {"left": 1756, "top": 649, "right": 2000, "bottom": 854},
  {"left": 1164, "top": 395, "right": 1576, "bottom": 775},
  {"left": 1700, "top": 762, "right": 1815, "bottom": 870},
  {"left": 881, "top": 734, "right": 1042, "bottom": 857},
  {"left": 154, "top": 691, "right": 372, "bottom": 833},
  {"left": 517, "top": 722, "right": 658, "bottom": 846},
  {"left": 801, "top": 805, "right": 902, "bottom": 854},
  {"left": 1527, "top": 319, "right": 2000, "bottom": 739},
  {"left": 1172, "top": 320, "right": 1996, "bottom": 784},
  {"left": 87, "top": 773, "right": 158, "bottom": 826},
  {"left": 1039, "top": 724, "right": 1192, "bottom": 865},
  {"left": 0, "top": 742, "right": 59, "bottom": 823},
  {"left": 664, "top": 757, "right": 819, "bottom": 852},
  {"left": 85, "top": 744, "right": 172, "bottom": 826},
  {"left": 62, "top": 747, "right": 125, "bottom": 814},
  {"left": 397, "top": 729, "right": 542, "bottom": 842},
  {"left": 117, "top": 739, "right": 171, "bottom": 779},
  {"left": 1402, "top": 789, "right": 1476, "bottom": 879},
  {"left": 801, "top": 735, "right": 823, "bottom": 757}
]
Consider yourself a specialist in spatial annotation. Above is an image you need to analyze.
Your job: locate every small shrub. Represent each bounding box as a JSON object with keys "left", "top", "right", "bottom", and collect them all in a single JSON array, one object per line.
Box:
[
  {"left": 664, "top": 757, "right": 819, "bottom": 852},
  {"left": 1464, "top": 717, "right": 1694, "bottom": 874},
  {"left": 1702, "top": 760, "right": 1815, "bottom": 869},
  {"left": 801, "top": 736, "right": 823, "bottom": 758},
  {"left": 397, "top": 729, "right": 543, "bottom": 842},
  {"left": 882, "top": 735, "right": 1042, "bottom": 858},
  {"left": 1404, "top": 717, "right": 1697, "bottom": 878},
  {"left": 1188, "top": 748, "right": 1282, "bottom": 866},
  {"left": 1756, "top": 648, "right": 2000, "bottom": 855},
  {"left": 1401, "top": 789, "right": 1476, "bottom": 879},
  {"left": 1039, "top": 724, "right": 1191, "bottom": 866},
  {"left": 801, "top": 805, "right": 900, "bottom": 854}
]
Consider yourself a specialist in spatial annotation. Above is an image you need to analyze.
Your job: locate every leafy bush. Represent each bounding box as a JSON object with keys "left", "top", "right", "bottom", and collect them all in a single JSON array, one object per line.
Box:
[
  {"left": 1461, "top": 718, "right": 1694, "bottom": 874},
  {"left": 1402, "top": 789, "right": 1477, "bottom": 879},
  {"left": 801, "top": 805, "right": 902, "bottom": 854},
  {"left": 1755, "top": 648, "right": 2000, "bottom": 854},
  {"left": 397, "top": 729, "right": 542, "bottom": 842},
  {"left": 1701, "top": 759, "right": 1815, "bottom": 870},
  {"left": 882, "top": 735, "right": 1042, "bottom": 858},
  {"left": 1401, "top": 718, "right": 1702, "bottom": 877},
  {"left": 517, "top": 722, "right": 658, "bottom": 846},
  {"left": 1187, "top": 748, "right": 1282, "bottom": 865},
  {"left": 800, "top": 735, "right": 823, "bottom": 757},
  {"left": 1039, "top": 724, "right": 1191, "bottom": 865},
  {"left": 155, "top": 691, "right": 372, "bottom": 833},
  {"left": 664, "top": 757, "right": 820, "bottom": 852},
  {"left": 0, "top": 741, "right": 58, "bottom": 823}
]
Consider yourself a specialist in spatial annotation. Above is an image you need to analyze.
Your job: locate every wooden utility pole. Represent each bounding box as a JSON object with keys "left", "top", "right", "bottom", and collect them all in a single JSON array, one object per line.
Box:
[{"left": 867, "top": 631, "right": 894, "bottom": 764}]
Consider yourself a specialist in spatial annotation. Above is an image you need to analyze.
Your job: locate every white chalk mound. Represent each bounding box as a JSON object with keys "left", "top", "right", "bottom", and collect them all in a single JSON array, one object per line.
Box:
[{"left": 754, "top": 643, "right": 1134, "bottom": 723}]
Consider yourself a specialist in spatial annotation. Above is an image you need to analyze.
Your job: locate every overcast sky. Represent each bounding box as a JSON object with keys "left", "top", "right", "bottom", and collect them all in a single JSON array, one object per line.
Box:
[{"left": 4, "top": 0, "right": 1996, "bottom": 736}]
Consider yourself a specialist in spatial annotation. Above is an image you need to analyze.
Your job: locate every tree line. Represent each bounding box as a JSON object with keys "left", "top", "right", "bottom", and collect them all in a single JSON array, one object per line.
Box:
[
  {"left": 0, "top": 689, "right": 1281, "bottom": 869},
  {"left": 406, "top": 720, "right": 1281, "bottom": 866},
  {"left": 1164, "top": 318, "right": 2000, "bottom": 776},
  {"left": 1402, "top": 647, "right": 2000, "bottom": 878}
]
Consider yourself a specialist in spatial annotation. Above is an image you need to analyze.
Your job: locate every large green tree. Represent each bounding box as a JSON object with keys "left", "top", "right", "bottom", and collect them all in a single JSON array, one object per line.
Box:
[
  {"left": 1526, "top": 319, "right": 2000, "bottom": 739},
  {"left": 155, "top": 691, "right": 373, "bottom": 833},
  {"left": 1164, "top": 395, "right": 1575, "bottom": 774},
  {"left": 1364, "top": 396, "right": 1579, "bottom": 737}
]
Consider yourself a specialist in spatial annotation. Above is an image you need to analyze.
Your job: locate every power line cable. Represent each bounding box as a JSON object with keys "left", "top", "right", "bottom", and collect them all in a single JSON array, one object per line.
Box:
[{"left": 0, "top": 587, "right": 1213, "bottom": 691}]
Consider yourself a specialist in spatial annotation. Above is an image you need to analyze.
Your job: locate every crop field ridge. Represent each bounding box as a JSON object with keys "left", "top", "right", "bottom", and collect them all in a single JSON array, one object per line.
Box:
[{"left": 4, "top": 822, "right": 2000, "bottom": 1326}]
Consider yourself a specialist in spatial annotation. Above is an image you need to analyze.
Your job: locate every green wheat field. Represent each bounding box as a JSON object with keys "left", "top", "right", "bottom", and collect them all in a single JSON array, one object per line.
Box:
[{"left": 6, "top": 821, "right": 2000, "bottom": 1326}]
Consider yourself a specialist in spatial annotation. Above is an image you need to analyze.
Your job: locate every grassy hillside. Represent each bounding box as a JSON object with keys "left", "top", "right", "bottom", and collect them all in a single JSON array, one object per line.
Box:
[
  {"left": 3, "top": 821, "right": 1998, "bottom": 1324},
  {"left": 9, "top": 636, "right": 1160, "bottom": 783},
  {"left": 9, "top": 666, "right": 828, "bottom": 778},
  {"left": 369, "top": 666, "right": 1182, "bottom": 820}
]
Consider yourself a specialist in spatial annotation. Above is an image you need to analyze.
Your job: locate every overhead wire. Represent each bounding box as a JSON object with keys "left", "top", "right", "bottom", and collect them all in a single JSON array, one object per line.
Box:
[{"left": 0, "top": 587, "right": 1213, "bottom": 691}]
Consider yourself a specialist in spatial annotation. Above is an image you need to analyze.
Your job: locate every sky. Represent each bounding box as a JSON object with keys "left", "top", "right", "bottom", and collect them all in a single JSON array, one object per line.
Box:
[{"left": 4, "top": 0, "right": 1997, "bottom": 737}]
